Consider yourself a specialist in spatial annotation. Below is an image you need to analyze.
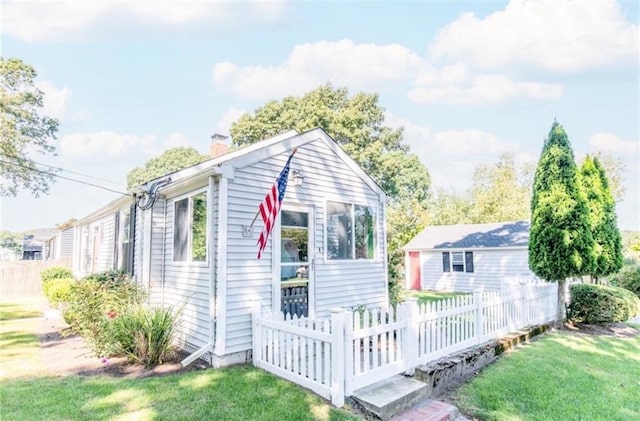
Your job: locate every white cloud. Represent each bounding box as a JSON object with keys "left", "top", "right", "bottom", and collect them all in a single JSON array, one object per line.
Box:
[
  {"left": 3, "top": 0, "right": 288, "bottom": 42},
  {"left": 409, "top": 63, "right": 564, "bottom": 104},
  {"left": 432, "top": 129, "right": 510, "bottom": 156},
  {"left": 59, "top": 132, "right": 156, "bottom": 158},
  {"left": 589, "top": 132, "right": 639, "bottom": 155},
  {"left": 212, "top": 39, "right": 423, "bottom": 100},
  {"left": 38, "top": 81, "right": 71, "bottom": 119},
  {"left": 216, "top": 108, "right": 246, "bottom": 136},
  {"left": 430, "top": 0, "right": 639, "bottom": 72}
]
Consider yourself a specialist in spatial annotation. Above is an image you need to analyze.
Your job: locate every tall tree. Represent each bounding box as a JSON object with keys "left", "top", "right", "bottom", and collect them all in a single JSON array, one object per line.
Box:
[
  {"left": 591, "top": 152, "right": 626, "bottom": 202},
  {"left": 580, "top": 155, "right": 623, "bottom": 282},
  {"left": 428, "top": 188, "right": 472, "bottom": 226},
  {"left": 127, "top": 146, "right": 208, "bottom": 188},
  {"left": 230, "top": 84, "right": 431, "bottom": 206},
  {"left": 468, "top": 153, "right": 532, "bottom": 223},
  {"left": 0, "top": 57, "right": 59, "bottom": 197},
  {"left": 0, "top": 231, "right": 22, "bottom": 254},
  {"left": 529, "top": 121, "right": 594, "bottom": 321},
  {"left": 230, "top": 84, "right": 432, "bottom": 283}
]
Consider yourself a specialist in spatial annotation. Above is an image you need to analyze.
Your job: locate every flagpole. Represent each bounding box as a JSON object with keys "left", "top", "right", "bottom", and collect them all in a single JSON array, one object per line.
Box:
[{"left": 249, "top": 148, "right": 297, "bottom": 229}]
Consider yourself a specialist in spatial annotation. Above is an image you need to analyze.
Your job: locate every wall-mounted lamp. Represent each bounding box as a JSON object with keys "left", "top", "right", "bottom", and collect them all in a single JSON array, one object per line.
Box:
[{"left": 290, "top": 169, "right": 304, "bottom": 187}]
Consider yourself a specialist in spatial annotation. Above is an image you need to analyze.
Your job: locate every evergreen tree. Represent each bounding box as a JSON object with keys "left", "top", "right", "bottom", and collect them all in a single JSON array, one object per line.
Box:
[
  {"left": 580, "top": 155, "right": 623, "bottom": 282},
  {"left": 529, "top": 121, "right": 594, "bottom": 320}
]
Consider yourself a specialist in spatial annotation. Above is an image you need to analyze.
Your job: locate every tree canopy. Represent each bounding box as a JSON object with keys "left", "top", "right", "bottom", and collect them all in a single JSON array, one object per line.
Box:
[
  {"left": 230, "top": 84, "right": 431, "bottom": 206},
  {"left": 580, "top": 155, "right": 623, "bottom": 280},
  {"left": 529, "top": 121, "right": 594, "bottom": 282},
  {"left": 428, "top": 154, "right": 532, "bottom": 225},
  {"left": 0, "top": 57, "right": 59, "bottom": 197},
  {"left": 126, "top": 146, "right": 209, "bottom": 189}
]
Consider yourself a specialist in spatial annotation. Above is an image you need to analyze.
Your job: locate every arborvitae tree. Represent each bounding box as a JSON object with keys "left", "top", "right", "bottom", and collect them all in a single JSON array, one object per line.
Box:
[
  {"left": 580, "top": 155, "right": 623, "bottom": 282},
  {"left": 529, "top": 121, "right": 594, "bottom": 321}
]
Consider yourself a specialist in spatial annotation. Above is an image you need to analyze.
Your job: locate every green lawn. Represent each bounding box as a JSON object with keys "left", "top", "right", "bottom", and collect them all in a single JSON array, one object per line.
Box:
[
  {"left": 0, "top": 302, "right": 360, "bottom": 421},
  {"left": 454, "top": 329, "right": 640, "bottom": 421},
  {"left": 409, "top": 290, "right": 468, "bottom": 304}
]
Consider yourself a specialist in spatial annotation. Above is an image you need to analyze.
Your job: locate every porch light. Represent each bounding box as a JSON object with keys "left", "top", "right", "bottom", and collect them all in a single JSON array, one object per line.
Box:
[{"left": 290, "top": 169, "right": 304, "bottom": 187}]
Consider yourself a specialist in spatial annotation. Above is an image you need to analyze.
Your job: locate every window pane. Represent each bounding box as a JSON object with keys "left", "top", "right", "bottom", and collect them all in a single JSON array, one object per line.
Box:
[
  {"left": 281, "top": 210, "right": 308, "bottom": 228},
  {"left": 326, "top": 201, "right": 352, "bottom": 260},
  {"left": 173, "top": 198, "right": 189, "bottom": 261},
  {"left": 442, "top": 252, "right": 450, "bottom": 272},
  {"left": 452, "top": 252, "right": 464, "bottom": 272},
  {"left": 355, "top": 205, "right": 375, "bottom": 259},
  {"left": 465, "top": 251, "right": 474, "bottom": 273},
  {"left": 191, "top": 193, "right": 207, "bottom": 262}
]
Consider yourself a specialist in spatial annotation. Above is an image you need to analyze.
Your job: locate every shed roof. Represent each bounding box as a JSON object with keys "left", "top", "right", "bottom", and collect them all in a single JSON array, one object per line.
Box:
[{"left": 404, "top": 221, "right": 530, "bottom": 250}]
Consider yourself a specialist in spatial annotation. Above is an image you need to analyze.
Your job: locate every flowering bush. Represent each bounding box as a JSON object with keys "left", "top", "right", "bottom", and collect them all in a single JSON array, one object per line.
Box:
[{"left": 62, "top": 270, "right": 145, "bottom": 355}]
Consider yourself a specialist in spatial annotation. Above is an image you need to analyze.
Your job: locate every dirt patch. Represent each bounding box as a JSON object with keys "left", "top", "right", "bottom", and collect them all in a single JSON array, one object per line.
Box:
[
  {"left": 38, "top": 308, "right": 208, "bottom": 379},
  {"left": 558, "top": 321, "right": 640, "bottom": 338}
]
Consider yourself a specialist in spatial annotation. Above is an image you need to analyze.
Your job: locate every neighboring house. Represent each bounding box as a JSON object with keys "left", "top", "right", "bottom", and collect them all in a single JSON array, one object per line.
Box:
[
  {"left": 72, "top": 197, "right": 134, "bottom": 277},
  {"left": 404, "top": 221, "right": 535, "bottom": 292},
  {"left": 22, "top": 228, "right": 57, "bottom": 260},
  {"left": 44, "top": 227, "right": 75, "bottom": 261},
  {"left": 0, "top": 247, "right": 20, "bottom": 261},
  {"left": 71, "top": 128, "right": 389, "bottom": 367}
]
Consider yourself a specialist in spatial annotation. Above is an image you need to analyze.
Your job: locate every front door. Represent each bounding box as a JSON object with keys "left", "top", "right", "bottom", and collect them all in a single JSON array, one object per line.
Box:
[{"left": 278, "top": 205, "right": 314, "bottom": 318}]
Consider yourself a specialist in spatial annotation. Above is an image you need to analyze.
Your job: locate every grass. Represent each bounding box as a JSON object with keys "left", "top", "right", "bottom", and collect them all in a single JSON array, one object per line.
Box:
[
  {"left": 454, "top": 330, "right": 640, "bottom": 421},
  {"left": 0, "top": 301, "right": 361, "bottom": 421},
  {"left": 409, "top": 290, "right": 468, "bottom": 304},
  {"left": 0, "top": 303, "right": 42, "bottom": 321}
]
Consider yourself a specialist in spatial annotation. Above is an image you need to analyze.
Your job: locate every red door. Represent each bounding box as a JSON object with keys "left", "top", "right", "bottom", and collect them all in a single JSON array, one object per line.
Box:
[{"left": 408, "top": 251, "right": 421, "bottom": 290}]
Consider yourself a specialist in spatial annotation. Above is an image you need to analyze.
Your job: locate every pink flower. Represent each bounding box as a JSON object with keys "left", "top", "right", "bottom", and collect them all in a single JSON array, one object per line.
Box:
[
  {"left": 101, "top": 357, "right": 109, "bottom": 364},
  {"left": 107, "top": 311, "right": 117, "bottom": 319}
]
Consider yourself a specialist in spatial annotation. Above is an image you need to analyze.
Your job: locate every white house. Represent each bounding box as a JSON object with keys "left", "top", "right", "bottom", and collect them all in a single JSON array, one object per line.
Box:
[
  {"left": 44, "top": 226, "right": 76, "bottom": 261},
  {"left": 403, "top": 221, "right": 535, "bottom": 292},
  {"left": 72, "top": 128, "right": 389, "bottom": 367}
]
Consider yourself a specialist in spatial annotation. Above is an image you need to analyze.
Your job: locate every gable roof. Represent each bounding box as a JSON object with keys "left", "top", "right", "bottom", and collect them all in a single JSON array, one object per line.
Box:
[
  {"left": 404, "top": 221, "right": 530, "bottom": 250},
  {"left": 142, "top": 127, "right": 387, "bottom": 200}
]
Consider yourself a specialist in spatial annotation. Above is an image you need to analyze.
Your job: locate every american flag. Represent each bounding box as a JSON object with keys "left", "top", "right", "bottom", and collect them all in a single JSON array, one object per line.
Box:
[{"left": 257, "top": 150, "right": 296, "bottom": 259}]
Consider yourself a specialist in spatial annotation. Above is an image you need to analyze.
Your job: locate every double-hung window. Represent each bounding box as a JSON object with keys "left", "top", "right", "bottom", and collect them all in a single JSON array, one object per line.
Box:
[
  {"left": 442, "top": 251, "right": 474, "bottom": 273},
  {"left": 173, "top": 192, "right": 207, "bottom": 262},
  {"left": 326, "top": 201, "right": 376, "bottom": 260}
]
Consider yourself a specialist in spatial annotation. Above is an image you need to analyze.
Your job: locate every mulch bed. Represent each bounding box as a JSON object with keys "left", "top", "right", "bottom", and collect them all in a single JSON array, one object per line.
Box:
[{"left": 38, "top": 308, "right": 208, "bottom": 379}]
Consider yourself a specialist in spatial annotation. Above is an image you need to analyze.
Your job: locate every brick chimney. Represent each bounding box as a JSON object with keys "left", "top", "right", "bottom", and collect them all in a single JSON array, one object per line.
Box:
[{"left": 210, "top": 133, "right": 229, "bottom": 158}]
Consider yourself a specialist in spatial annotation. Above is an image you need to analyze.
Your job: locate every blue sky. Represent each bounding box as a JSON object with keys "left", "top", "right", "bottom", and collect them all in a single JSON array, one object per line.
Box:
[{"left": 1, "top": 0, "right": 638, "bottom": 232}]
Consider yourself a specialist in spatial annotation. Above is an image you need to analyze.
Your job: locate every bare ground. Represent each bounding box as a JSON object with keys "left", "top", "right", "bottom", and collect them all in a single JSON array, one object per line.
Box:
[{"left": 37, "top": 306, "right": 207, "bottom": 379}]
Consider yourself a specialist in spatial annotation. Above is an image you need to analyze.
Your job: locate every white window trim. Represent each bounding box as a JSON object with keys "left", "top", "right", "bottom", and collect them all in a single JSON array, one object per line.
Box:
[
  {"left": 170, "top": 187, "right": 209, "bottom": 266},
  {"left": 442, "top": 250, "right": 474, "bottom": 273},
  {"left": 324, "top": 199, "right": 378, "bottom": 262}
]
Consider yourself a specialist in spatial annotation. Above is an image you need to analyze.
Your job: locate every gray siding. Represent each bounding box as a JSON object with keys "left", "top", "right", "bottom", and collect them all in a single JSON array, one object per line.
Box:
[
  {"left": 421, "top": 248, "right": 534, "bottom": 292},
  {"left": 223, "top": 140, "right": 387, "bottom": 355},
  {"left": 155, "top": 183, "right": 213, "bottom": 356},
  {"left": 60, "top": 228, "right": 74, "bottom": 257}
]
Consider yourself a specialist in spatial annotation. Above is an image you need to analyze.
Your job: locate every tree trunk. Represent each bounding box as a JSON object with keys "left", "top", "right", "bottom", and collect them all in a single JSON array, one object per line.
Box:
[{"left": 557, "top": 279, "right": 568, "bottom": 324}]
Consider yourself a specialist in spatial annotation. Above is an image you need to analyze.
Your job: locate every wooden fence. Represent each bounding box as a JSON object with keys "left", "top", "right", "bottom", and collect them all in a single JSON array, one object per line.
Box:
[
  {"left": 252, "top": 283, "right": 557, "bottom": 407},
  {"left": 0, "top": 258, "right": 72, "bottom": 299}
]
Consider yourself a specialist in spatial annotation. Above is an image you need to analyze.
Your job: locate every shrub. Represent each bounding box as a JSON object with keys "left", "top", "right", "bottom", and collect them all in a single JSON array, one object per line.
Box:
[
  {"left": 63, "top": 270, "right": 146, "bottom": 355},
  {"left": 609, "top": 260, "right": 640, "bottom": 298},
  {"left": 40, "top": 266, "right": 73, "bottom": 284},
  {"left": 568, "top": 284, "right": 640, "bottom": 324},
  {"left": 107, "top": 305, "right": 181, "bottom": 367},
  {"left": 43, "top": 277, "right": 74, "bottom": 307}
]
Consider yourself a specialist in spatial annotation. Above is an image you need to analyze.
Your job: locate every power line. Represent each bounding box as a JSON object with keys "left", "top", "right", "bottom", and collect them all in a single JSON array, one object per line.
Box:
[
  {"left": 0, "top": 158, "right": 130, "bottom": 196},
  {"left": 0, "top": 152, "right": 125, "bottom": 187}
]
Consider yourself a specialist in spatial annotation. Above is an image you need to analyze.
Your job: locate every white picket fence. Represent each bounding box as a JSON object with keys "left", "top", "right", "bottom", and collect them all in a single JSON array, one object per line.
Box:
[{"left": 252, "top": 284, "right": 557, "bottom": 407}]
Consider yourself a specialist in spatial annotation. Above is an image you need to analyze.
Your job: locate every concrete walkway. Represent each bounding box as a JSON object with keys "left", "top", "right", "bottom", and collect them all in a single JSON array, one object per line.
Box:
[{"left": 389, "top": 399, "right": 471, "bottom": 421}]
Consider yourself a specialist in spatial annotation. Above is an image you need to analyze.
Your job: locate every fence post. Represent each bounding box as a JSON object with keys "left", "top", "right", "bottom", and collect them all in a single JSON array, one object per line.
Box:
[
  {"left": 519, "top": 285, "right": 528, "bottom": 328},
  {"left": 343, "top": 309, "right": 355, "bottom": 396},
  {"left": 474, "top": 292, "right": 484, "bottom": 344},
  {"left": 330, "top": 308, "right": 345, "bottom": 408},
  {"left": 251, "top": 302, "right": 262, "bottom": 365},
  {"left": 403, "top": 298, "right": 420, "bottom": 374}
]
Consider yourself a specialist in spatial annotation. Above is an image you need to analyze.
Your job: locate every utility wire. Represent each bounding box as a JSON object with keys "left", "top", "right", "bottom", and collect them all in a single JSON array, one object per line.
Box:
[
  {"left": 0, "top": 152, "right": 125, "bottom": 187},
  {"left": 0, "top": 158, "right": 130, "bottom": 196}
]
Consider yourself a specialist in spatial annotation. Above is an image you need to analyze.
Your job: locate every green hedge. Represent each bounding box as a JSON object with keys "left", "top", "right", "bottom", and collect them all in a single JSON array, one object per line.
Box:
[
  {"left": 568, "top": 284, "right": 640, "bottom": 324},
  {"left": 609, "top": 260, "right": 640, "bottom": 298},
  {"left": 43, "top": 277, "right": 74, "bottom": 307},
  {"left": 40, "top": 266, "right": 73, "bottom": 284}
]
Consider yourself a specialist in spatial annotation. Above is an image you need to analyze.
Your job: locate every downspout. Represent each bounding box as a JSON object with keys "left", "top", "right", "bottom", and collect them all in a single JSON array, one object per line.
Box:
[
  {"left": 181, "top": 175, "right": 220, "bottom": 367},
  {"left": 129, "top": 197, "right": 137, "bottom": 280}
]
